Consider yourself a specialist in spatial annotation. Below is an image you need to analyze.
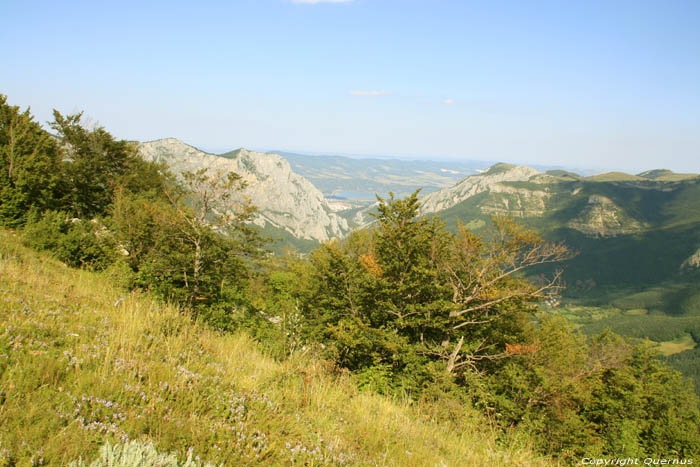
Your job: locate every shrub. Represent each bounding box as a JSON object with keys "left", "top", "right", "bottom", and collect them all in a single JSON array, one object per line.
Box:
[{"left": 22, "top": 211, "right": 117, "bottom": 270}]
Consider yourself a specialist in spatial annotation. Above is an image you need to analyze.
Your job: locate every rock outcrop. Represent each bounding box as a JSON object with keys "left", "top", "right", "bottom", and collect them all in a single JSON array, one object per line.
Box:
[
  {"left": 566, "top": 195, "right": 643, "bottom": 237},
  {"left": 681, "top": 248, "right": 700, "bottom": 271},
  {"left": 139, "top": 138, "right": 348, "bottom": 242},
  {"left": 419, "top": 164, "right": 541, "bottom": 214}
]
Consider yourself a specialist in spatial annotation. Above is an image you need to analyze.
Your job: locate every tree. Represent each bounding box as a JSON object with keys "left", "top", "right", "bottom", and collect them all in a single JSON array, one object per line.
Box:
[
  {"left": 484, "top": 317, "right": 700, "bottom": 459},
  {"left": 112, "top": 167, "right": 266, "bottom": 311},
  {"left": 0, "top": 95, "right": 62, "bottom": 226},
  {"left": 160, "top": 168, "right": 263, "bottom": 302},
  {"left": 51, "top": 110, "right": 161, "bottom": 218},
  {"left": 300, "top": 191, "right": 573, "bottom": 393},
  {"left": 431, "top": 217, "right": 573, "bottom": 376}
]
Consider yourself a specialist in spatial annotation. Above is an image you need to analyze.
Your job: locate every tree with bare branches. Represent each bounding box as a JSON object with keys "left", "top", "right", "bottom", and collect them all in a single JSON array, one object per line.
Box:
[{"left": 434, "top": 217, "right": 574, "bottom": 375}]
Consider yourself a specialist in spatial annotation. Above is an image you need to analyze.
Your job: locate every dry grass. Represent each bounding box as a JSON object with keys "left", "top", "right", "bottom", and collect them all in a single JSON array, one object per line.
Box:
[{"left": 652, "top": 334, "right": 697, "bottom": 357}]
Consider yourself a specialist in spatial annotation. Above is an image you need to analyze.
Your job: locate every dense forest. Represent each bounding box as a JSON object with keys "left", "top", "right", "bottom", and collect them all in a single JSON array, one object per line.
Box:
[{"left": 1, "top": 94, "right": 699, "bottom": 461}]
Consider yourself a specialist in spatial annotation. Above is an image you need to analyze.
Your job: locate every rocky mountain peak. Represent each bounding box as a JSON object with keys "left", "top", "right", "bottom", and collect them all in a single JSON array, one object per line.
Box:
[
  {"left": 419, "top": 163, "right": 540, "bottom": 214},
  {"left": 138, "top": 139, "right": 349, "bottom": 242}
]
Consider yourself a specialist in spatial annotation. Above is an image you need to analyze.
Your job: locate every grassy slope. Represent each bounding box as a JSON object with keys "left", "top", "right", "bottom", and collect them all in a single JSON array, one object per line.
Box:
[
  {"left": 585, "top": 172, "right": 646, "bottom": 182},
  {"left": 0, "top": 229, "right": 549, "bottom": 466}
]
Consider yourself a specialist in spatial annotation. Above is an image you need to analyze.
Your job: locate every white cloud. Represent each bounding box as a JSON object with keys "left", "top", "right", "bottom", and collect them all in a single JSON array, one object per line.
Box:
[
  {"left": 350, "top": 90, "right": 391, "bottom": 96},
  {"left": 292, "top": 0, "right": 353, "bottom": 3},
  {"left": 443, "top": 98, "right": 455, "bottom": 105}
]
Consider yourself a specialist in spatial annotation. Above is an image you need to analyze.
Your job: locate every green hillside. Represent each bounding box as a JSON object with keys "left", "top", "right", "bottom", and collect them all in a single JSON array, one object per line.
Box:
[
  {"left": 545, "top": 169, "right": 581, "bottom": 180},
  {"left": 431, "top": 174, "right": 700, "bottom": 392},
  {"left": 0, "top": 229, "right": 546, "bottom": 466},
  {"left": 586, "top": 171, "right": 646, "bottom": 182},
  {"left": 638, "top": 169, "right": 699, "bottom": 182},
  {"left": 435, "top": 176, "right": 700, "bottom": 288}
]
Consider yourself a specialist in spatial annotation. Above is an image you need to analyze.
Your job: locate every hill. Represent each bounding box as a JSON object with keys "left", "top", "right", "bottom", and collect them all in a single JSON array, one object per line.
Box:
[
  {"left": 0, "top": 229, "right": 547, "bottom": 466},
  {"left": 638, "top": 169, "right": 699, "bottom": 182},
  {"left": 585, "top": 171, "right": 646, "bottom": 182}
]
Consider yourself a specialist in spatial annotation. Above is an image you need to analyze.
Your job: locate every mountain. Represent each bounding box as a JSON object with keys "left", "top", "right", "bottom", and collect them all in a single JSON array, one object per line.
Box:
[
  {"left": 138, "top": 138, "right": 349, "bottom": 243},
  {"left": 420, "top": 163, "right": 700, "bottom": 286},
  {"left": 419, "top": 163, "right": 542, "bottom": 214}
]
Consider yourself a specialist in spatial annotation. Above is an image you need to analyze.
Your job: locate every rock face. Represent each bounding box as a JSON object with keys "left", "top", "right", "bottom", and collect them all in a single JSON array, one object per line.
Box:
[
  {"left": 349, "top": 163, "right": 546, "bottom": 227},
  {"left": 681, "top": 248, "right": 700, "bottom": 271},
  {"left": 414, "top": 162, "right": 654, "bottom": 238},
  {"left": 566, "top": 195, "right": 643, "bottom": 237},
  {"left": 139, "top": 138, "right": 348, "bottom": 242},
  {"left": 477, "top": 183, "right": 551, "bottom": 218},
  {"left": 419, "top": 164, "right": 542, "bottom": 214}
]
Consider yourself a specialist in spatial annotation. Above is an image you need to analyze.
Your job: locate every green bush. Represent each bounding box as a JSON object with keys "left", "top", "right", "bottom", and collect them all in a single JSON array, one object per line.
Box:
[
  {"left": 22, "top": 211, "right": 116, "bottom": 270},
  {"left": 22, "top": 209, "right": 67, "bottom": 252},
  {"left": 53, "top": 219, "right": 117, "bottom": 270},
  {"left": 102, "top": 260, "right": 138, "bottom": 290}
]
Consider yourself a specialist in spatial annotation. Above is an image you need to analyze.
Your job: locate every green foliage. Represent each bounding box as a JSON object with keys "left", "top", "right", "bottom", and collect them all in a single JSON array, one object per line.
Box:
[
  {"left": 299, "top": 192, "right": 573, "bottom": 400},
  {"left": 50, "top": 111, "right": 161, "bottom": 219},
  {"left": 0, "top": 95, "right": 62, "bottom": 226},
  {"left": 22, "top": 210, "right": 116, "bottom": 270},
  {"left": 591, "top": 347, "right": 700, "bottom": 458},
  {"left": 355, "top": 363, "right": 396, "bottom": 395},
  {"left": 580, "top": 314, "right": 700, "bottom": 343},
  {"left": 21, "top": 209, "right": 67, "bottom": 252},
  {"left": 299, "top": 193, "right": 457, "bottom": 392},
  {"left": 665, "top": 347, "right": 700, "bottom": 395},
  {"left": 110, "top": 169, "right": 264, "bottom": 318},
  {"left": 483, "top": 317, "right": 700, "bottom": 459}
]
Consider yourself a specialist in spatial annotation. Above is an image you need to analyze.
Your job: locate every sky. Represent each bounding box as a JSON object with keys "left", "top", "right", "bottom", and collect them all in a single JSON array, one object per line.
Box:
[{"left": 1, "top": 0, "right": 699, "bottom": 173}]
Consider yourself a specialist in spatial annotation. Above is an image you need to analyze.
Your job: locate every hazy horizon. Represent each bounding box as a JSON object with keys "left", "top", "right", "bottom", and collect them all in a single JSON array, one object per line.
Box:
[{"left": 2, "top": 0, "right": 699, "bottom": 173}]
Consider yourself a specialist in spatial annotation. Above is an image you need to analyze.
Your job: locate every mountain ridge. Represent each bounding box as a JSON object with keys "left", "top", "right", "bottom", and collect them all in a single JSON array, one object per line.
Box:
[{"left": 138, "top": 138, "right": 349, "bottom": 242}]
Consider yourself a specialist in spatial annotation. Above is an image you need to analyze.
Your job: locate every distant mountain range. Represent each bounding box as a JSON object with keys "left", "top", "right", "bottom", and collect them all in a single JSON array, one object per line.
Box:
[
  {"left": 415, "top": 162, "right": 700, "bottom": 293},
  {"left": 277, "top": 151, "right": 490, "bottom": 200},
  {"left": 137, "top": 139, "right": 700, "bottom": 291}
]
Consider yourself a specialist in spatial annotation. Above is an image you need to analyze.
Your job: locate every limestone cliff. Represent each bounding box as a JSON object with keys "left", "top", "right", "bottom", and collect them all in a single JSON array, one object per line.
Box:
[
  {"left": 419, "top": 164, "right": 542, "bottom": 214},
  {"left": 566, "top": 195, "right": 643, "bottom": 237},
  {"left": 139, "top": 138, "right": 348, "bottom": 242}
]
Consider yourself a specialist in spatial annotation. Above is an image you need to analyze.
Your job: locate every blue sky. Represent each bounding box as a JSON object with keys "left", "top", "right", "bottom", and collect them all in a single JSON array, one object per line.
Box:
[{"left": 1, "top": 0, "right": 699, "bottom": 172}]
